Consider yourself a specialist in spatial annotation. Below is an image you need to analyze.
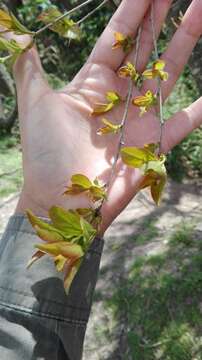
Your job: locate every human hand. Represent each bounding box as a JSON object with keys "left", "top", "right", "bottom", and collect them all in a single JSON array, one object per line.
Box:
[{"left": 13, "top": 0, "right": 202, "bottom": 234}]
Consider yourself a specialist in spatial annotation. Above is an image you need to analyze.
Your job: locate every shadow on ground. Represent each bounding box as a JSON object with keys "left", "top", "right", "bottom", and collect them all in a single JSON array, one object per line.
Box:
[{"left": 84, "top": 180, "right": 202, "bottom": 360}]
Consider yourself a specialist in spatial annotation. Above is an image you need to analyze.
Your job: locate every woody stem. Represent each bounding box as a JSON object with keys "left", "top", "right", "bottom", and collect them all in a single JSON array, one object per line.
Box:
[
  {"left": 34, "top": 0, "right": 104, "bottom": 37},
  {"left": 104, "top": 25, "right": 142, "bottom": 195},
  {"left": 150, "top": 1, "right": 164, "bottom": 155}
]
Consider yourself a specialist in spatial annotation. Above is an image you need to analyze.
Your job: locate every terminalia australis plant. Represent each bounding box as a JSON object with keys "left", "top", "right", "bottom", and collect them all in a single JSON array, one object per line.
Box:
[{"left": 0, "top": 0, "right": 172, "bottom": 294}]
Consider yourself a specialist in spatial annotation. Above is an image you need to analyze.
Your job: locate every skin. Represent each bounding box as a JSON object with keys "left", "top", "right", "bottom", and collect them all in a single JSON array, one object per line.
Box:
[{"left": 5, "top": 0, "right": 202, "bottom": 234}]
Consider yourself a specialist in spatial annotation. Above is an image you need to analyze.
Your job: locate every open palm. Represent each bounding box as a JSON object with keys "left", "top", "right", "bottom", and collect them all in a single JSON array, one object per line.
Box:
[{"left": 14, "top": 0, "right": 202, "bottom": 233}]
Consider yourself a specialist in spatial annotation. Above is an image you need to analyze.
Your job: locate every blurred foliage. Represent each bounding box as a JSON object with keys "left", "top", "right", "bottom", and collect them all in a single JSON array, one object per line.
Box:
[
  {"left": 164, "top": 67, "right": 202, "bottom": 181},
  {"left": 17, "top": 0, "right": 113, "bottom": 81}
]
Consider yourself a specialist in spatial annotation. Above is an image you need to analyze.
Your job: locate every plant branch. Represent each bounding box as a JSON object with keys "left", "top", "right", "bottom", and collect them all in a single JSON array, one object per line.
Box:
[
  {"left": 106, "top": 25, "right": 142, "bottom": 189},
  {"left": 77, "top": 0, "right": 108, "bottom": 25},
  {"left": 150, "top": 1, "right": 164, "bottom": 155},
  {"left": 34, "top": 0, "right": 98, "bottom": 37}
]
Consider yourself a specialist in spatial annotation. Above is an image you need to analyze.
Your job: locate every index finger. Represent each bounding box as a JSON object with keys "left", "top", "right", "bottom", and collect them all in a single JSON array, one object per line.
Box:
[{"left": 88, "top": 0, "right": 152, "bottom": 70}]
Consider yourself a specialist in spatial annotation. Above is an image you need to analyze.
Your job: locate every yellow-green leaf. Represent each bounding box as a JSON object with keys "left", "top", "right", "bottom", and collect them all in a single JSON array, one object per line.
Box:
[
  {"left": 80, "top": 217, "right": 96, "bottom": 246},
  {"left": 132, "top": 90, "right": 157, "bottom": 116},
  {"left": 0, "top": 9, "right": 12, "bottom": 28},
  {"left": 151, "top": 174, "right": 167, "bottom": 205},
  {"left": 142, "top": 155, "right": 166, "bottom": 175},
  {"left": 35, "top": 225, "right": 65, "bottom": 243},
  {"left": 10, "top": 12, "right": 32, "bottom": 35},
  {"left": 54, "top": 254, "right": 67, "bottom": 272},
  {"left": 27, "top": 209, "right": 64, "bottom": 234},
  {"left": 64, "top": 258, "right": 82, "bottom": 294},
  {"left": 118, "top": 62, "right": 139, "bottom": 82},
  {"left": 91, "top": 91, "right": 121, "bottom": 116},
  {"left": 91, "top": 103, "right": 114, "bottom": 116},
  {"left": 0, "top": 37, "right": 22, "bottom": 52},
  {"left": 76, "top": 208, "right": 102, "bottom": 229},
  {"left": 112, "top": 32, "right": 134, "bottom": 53},
  {"left": 0, "top": 37, "right": 26, "bottom": 67},
  {"left": 64, "top": 174, "right": 106, "bottom": 202},
  {"left": 139, "top": 170, "right": 167, "bottom": 205},
  {"left": 71, "top": 174, "right": 92, "bottom": 189},
  {"left": 35, "top": 241, "right": 84, "bottom": 258},
  {"left": 143, "top": 59, "right": 169, "bottom": 82},
  {"left": 38, "top": 7, "right": 80, "bottom": 39},
  {"left": 97, "top": 118, "right": 122, "bottom": 136},
  {"left": 0, "top": 9, "right": 32, "bottom": 35},
  {"left": 49, "top": 206, "right": 82, "bottom": 237},
  {"left": 121, "top": 146, "right": 156, "bottom": 168},
  {"left": 106, "top": 91, "right": 121, "bottom": 104}
]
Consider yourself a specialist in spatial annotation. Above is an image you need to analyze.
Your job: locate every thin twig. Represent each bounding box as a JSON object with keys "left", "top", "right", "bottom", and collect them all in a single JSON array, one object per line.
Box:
[
  {"left": 77, "top": 0, "right": 108, "bottom": 25},
  {"left": 150, "top": 1, "right": 164, "bottom": 155},
  {"left": 106, "top": 26, "right": 142, "bottom": 188},
  {"left": 34, "top": 0, "right": 97, "bottom": 37}
]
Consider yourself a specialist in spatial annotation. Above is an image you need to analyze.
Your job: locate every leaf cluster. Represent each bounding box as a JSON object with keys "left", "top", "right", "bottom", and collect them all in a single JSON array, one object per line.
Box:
[{"left": 27, "top": 206, "right": 97, "bottom": 293}]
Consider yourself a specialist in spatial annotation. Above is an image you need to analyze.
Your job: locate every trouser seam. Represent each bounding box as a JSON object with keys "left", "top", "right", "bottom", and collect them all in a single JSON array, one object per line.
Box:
[{"left": 0, "top": 300, "right": 87, "bottom": 326}]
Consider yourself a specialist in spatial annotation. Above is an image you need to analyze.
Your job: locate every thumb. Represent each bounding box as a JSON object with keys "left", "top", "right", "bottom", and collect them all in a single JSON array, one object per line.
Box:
[
  {"left": 14, "top": 43, "right": 49, "bottom": 108},
  {"left": 1, "top": 30, "right": 49, "bottom": 107}
]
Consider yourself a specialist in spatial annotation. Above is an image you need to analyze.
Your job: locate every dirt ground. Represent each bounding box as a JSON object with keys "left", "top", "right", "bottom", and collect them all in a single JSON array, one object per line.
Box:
[{"left": 0, "top": 179, "right": 202, "bottom": 359}]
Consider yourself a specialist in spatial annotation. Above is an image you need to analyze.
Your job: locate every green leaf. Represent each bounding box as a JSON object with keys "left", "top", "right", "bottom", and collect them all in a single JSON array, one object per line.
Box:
[
  {"left": 54, "top": 254, "right": 67, "bottom": 272},
  {"left": 121, "top": 146, "right": 156, "bottom": 168},
  {"left": 0, "top": 9, "right": 32, "bottom": 35},
  {"left": 90, "top": 184, "right": 107, "bottom": 202},
  {"left": 0, "top": 9, "right": 13, "bottom": 29},
  {"left": 0, "top": 37, "right": 25, "bottom": 67},
  {"left": 106, "top": 91, "right": 121, "bottom": 104},
  {"left": 142, "top": 156, "right": 167, "bottom": 176},
  {"left": 80, "top": 217, "right": 96, "bottom": 246},
  {"left": 49, "top": 206, "right": 82, "bottom": 237},
  {"left": 112, "top": 32, "right": 134, "bottom": 53},
  {"left": 97, "top": 118, "right": 122, "bottom": 136},
  {"left": 91, "top": 102, "right": 114, "bottom": 116},
  {"left": 38, "top": 7, "right": 81, "bottom": 40},
  {"left": 27, "top": 209, "right": 62, "bottom": 233},
  {"left": 35, "top": 225, "right": 65, "bottom": 243},
  {"left": 71, "top": 174, "right": 92, "bottom": 189},
  {"left": 35, "top": 241, "right": 84, "bottom": 258},
  {"left": 0, "top": 37, "right": 22, "bottom": 52},
  {"left": 10, "top": 12, "right": 32, "bottom": 35},
  {"left": 151, "top": 175, "right": 167, "bottom": 205},
  {"left": 91, "top": 91, "right": 121, "bottom": 116},
  {"left": 64, "top": 258, "right": 82, "bottom": 295},
  {"left": 64, "top": 174, "right": 106, "bottom": 202}
]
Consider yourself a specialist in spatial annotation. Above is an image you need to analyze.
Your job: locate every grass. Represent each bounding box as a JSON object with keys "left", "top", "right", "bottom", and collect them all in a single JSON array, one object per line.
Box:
[
  {"left": 0, "top": 135, "right": 23, "bottom": 198},
  {"left": 133, "top": 218, "right": 159, "bottom": 246},
  {"left": 106, "top": 221, "right": 202, "bottom": 360}
]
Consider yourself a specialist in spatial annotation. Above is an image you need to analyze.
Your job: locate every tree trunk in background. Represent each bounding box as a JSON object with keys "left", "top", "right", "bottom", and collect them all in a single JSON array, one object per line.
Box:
[
  {"left": 0, "top": 65, "right": 17, "bottom": 133},
  {"left": 3, "top": 0, "right": 23, "bottom": 14}
]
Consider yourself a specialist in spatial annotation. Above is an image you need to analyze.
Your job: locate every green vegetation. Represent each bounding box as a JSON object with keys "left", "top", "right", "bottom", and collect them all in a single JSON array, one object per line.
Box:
[
  {"left": 106, "top": 221, "right": 202, "bottom": 360},
  {"left": 164, "top": 66, "right": 202, "bottom": 181},
  {"left": 0, "top": 135, "right": 23, "bottom": 198},
  {"left": 132, "top": 218, "right": 159, "bottom": 246}
]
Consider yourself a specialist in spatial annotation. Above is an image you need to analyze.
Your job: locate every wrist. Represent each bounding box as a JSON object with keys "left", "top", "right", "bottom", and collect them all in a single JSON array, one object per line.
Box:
[{"left": 15, "top": 189, "right": 107, "bottom": 236}]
